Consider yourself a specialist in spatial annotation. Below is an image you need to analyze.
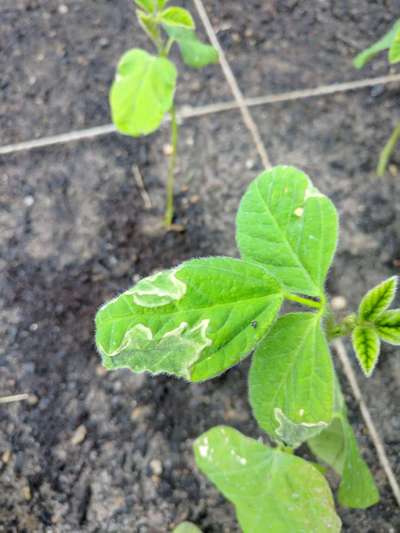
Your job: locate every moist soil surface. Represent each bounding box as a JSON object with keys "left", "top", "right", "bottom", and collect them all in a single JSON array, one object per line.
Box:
[{"left": 1, "top": 1, "right": 400, "bottom": 532}]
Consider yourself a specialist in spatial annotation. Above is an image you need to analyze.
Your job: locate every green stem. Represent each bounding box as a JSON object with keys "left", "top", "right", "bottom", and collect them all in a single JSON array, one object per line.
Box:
[
  {"left": 284, "top": 293, "right": 322, "bottom": 310},
  {"left": 161, "top": 37, "right": 175, "bottom": 57},
  {"left": 165, "top": 104, "right": 178, "bottom": 227},
  {"left": 377, "top": 121, "right": 400, "bottom": 176}
]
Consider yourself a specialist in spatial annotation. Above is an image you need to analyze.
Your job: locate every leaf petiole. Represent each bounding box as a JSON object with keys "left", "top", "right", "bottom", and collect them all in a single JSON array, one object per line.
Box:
[
  {"left": 284, "top": 292, "right": 322, "bottom": 310},
  {"left": 165, "top": 103, "right": 178, "bottom": 227}
]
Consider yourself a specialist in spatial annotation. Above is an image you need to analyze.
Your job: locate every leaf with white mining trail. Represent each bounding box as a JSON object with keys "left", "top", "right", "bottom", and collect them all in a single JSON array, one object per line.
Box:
[
  {"left": 249, "top": 312, "right": 334, "bottom": 444},
  {"left": 194, "top": 426, "right": 341, "bottom": 533},
  {"left": 96, "top": 257, "right": 283, "bottom": 381},
  {"left": 236, "top": 166, "right": 338, "bottom": 297}
]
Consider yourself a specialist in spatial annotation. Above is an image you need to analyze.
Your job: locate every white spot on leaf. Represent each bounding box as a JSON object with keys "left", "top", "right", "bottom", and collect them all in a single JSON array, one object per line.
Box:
[{"left": 126, "top": 267, "right": 186, "bottom": 307}]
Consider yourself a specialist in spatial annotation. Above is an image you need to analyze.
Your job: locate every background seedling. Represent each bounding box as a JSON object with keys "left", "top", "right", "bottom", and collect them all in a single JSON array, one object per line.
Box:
[
  {"left": 110, "top": 0, "right": 218, "bottom": 227},
  {"left": 95, "top": 165, "right": 396, "bottom": 531},
  {"left": 354, "top": 19, "right": 400, "bottom": 175}
]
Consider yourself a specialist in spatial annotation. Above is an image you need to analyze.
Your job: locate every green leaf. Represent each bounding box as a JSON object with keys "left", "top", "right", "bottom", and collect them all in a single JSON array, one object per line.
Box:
[
  {"left": 308, "top": 385, "right": 379, "bottom": 509},
  {"left": 375, "top": 309, "right": 400, "bottom": 344},
  {"left": 159, "top": 7, "right": 195, "bottom": 29},
  {"left": 358, "top": 276, "right": 397, "bottom": 322},
  {"left": 157, "top": 0, "right": 169, "bottom": 9},
  {"left": 173, "top": 523, "right": 202, "bottom": 533},
  {"left": 389, "top": 29, "right": 400, "bottom": 63},
  {"left": 96, "top": 257, "right": 283, "bottom": 382},
  {"left": 236, "top": 166, "right": 338, "bottom": 297},
  {"left": 249, "top": 313, "right": 334, "bottom": 444},
  {"left": 136, "top": 10, "right": 159, "bottom": 41},
  {"left": 353, "top": 19, "right": 400, "bottom": 69},
  {"left": 110, "top": 49, "right": 177, "bottom": 137},
  {"left": 134, "top": 0, "right": 155, "bottom": 13},
  {"left": 352, "top": 326, "right": 380, "bottom": 376},
  {"left": 338, "top": 417, "right": 379, "bottom": 508},
  {"left": 194, "top": 426, "right": 341, "bottom": 533},
  {"left": 164, "top": 26, "right": 219, "bottom": 68}
]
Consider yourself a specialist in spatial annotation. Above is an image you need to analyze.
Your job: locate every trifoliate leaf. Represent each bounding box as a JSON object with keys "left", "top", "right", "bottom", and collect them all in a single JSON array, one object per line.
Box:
[
  {"left": 249, "top": 313, "right": 334, "bottom": 444},
  {"left": 164, "top": 26, "right": 218, "bottom": 68},
  {"left": 352, "top": 326, "right": 380, "bottom": 376},
  {"left": 159, "top": 7, "right": 195, "bottom": 29},
  {"left": 358, "top": 276, "right": 397, "bottom": 322},
  {"left": 375, "top": 309, "right": 400, "bottom": 344},
  {"left": 389, "top": 29, "right": 400, "bottom": 63},
  {"left": 96, "top": 257, "right": 283, "bottom": 382},
  {"left": 110, "top": 49, "right": 176, "bottom": 136},
  {"left": 308, "top": 384, "right": 379, "bottom": 509},
  {"left": 194, "top": 426, "right": 341, "bottom": 533},
  {"left": 236, "top": 166, "right": 338, "bottom": 297},
  {"left": 353, "top": 19, "right": 400, "bottom": 69}
]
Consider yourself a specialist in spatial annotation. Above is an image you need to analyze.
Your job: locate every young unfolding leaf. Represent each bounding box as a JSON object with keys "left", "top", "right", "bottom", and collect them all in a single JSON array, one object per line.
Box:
[
  {"left": 110, "top": 49, "right": 177, "bottom": 136},
  {"left": 137, "top": 10, "right": 159, "bottom": 41},
  {"left": 249, "top": 313, "right": 334, "bottom": 444},
  {"left": 358, "top": 276, "right": 397, "bottom": 322},
  {"left": 352, "top": 326, "right": 380, "bottom": 376},
  {"left": 375, "top": 309, "right": 400, "bottom": 344},
  {"left": 194, "top": 426, "right": 341, "bottom": 533},
  {"left": 389, "top": 30, "right": 400, "bottom": 63},
  {"left": 236, "top": 166, "right": 338, "bottom": 297},
  {"left": 96, "top": 257, "right": 283, "bottom": 381},
  {"left": 134, "top": 0, "right": 155, "bottom": 13},
  {"left": 164, "top": 26, "right": 219, "bottom": 68},
  {"left": 308, "top": 385, "right": 379, "bottom": 509},
  {"left": 159, "top": 7, "right": 195, "bottom": 29},
  {"left": 353, "top": 19, "right": 400, "bottom": 69}
]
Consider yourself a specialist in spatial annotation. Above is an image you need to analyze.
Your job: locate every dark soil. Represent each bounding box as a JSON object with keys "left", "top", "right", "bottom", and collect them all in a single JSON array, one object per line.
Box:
[{"left": 1, "top": 1, "right": 400, "bottom": 532}]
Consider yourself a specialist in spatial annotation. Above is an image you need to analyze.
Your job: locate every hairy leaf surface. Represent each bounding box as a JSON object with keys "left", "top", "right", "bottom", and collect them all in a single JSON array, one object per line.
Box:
[
  {"left": 354, "top": 19, "right": 400, "bottom": 68},
  {"left": 110, "top": 49, "right": 176, "bottom": 136},
  {"left": 96, "top": 257, "right": 283, "bottom": 381},
  {"left": 164, "top": 26, "right": 218, "bottom": 68},
  {"left": 194, "top": 426, "right": 341, "bottom": 533},
  {"left": 352, "top": 326, "right": 380, "bottom": 376},
  {"left": 358, "top": 276, "right": 397, "bottom": 322},
  {"left": 236, "top": 166, "right": 338, "bottom": 297},
  {"left": 160, "top": 7, "right": 195, "bottom": 29},
  {"left": 375, "top": 309, "right": 400, "bottom": 344},
  {"left": 249, "top": 313, "right": 334, "bottom": 443},
  {"left": 308, "top": 385, "right": 379, "bottom": 509}
]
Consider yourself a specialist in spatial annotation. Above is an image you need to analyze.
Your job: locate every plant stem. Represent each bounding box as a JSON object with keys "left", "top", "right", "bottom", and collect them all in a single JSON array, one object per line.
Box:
[
  {"left": 165, "top": 104, "right": 178, "bottom": 227},
  {"left": 284, "top": 293, "right": 321, "bottom": 310},
  {"left": 377, "top": 121, "right": 400, "bottom": 176}
]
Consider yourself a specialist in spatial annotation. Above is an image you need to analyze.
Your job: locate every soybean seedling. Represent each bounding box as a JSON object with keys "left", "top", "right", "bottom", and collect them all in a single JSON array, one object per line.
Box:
[
  {"left": 354, "top": 19, "right": 400, "bottom": 175},
  {"left": 95, "top": 166, "right": 398, "bottom": 531},
  {"left": 110, "top": 0, "right": 218, "bottom": 227}
]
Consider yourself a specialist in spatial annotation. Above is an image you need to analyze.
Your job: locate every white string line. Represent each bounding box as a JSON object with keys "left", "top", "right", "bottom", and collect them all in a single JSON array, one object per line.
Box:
[
  {"left": 193, "top": 0, "right": 400, "bottom": 508},
  {"left": 0, "top": 394, "right": 30, "bottom": 405},
  {"left": 192, "top": 0, "right": 271, "bottom": 168},
  {"left": 1, "top": 73, "right": 400, "bottom": 156},
  {"left": 334, "top": 339, "right": 400, "bottom": 507}
]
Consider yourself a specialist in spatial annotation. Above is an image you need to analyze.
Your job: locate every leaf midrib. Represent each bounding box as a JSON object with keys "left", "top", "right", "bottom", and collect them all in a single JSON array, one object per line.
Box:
[{"left": 255, "top": 178, "right": 319, "bottom": 294}]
